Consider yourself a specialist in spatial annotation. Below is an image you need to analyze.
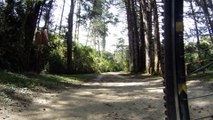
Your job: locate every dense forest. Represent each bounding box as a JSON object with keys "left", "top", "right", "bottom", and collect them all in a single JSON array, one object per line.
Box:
[{"left": 0, "top": 0, "right": 212, "bottom": 75}]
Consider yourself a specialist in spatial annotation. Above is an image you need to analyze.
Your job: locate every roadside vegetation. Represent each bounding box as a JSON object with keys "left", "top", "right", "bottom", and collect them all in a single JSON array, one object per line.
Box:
[
  {"left": 187, "top": 71, "right": 213, "bottom": 81},
  {"left": 0, "top": 70, "right": 98, "bottom": 104},
  {"left": 0, "top": 70, "right": 98, "bottom": 90}
]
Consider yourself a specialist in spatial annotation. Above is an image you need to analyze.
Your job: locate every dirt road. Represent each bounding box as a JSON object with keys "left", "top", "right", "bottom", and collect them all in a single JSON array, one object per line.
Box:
[{"left": 1, "top": 72, "right": 213, "bottom": 120}]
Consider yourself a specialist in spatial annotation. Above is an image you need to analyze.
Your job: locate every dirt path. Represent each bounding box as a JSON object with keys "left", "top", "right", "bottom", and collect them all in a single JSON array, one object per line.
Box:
[
  {"left": 1, "top": 72, "right": 213, "bottom": 120},
  {"left": 187, "top": 80, "right": 213, "bottom": 120}
]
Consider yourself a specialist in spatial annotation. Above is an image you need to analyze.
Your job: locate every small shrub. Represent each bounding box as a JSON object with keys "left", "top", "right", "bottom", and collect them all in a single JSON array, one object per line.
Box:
[{"left": 48, "top": 49, "right": 66, "bottom": 74}]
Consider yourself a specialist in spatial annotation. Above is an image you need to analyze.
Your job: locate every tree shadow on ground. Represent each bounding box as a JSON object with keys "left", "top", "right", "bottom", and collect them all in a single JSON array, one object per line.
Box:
[
  {"left": 0, "top": 88, "right": 32, "bottom": 102},
  {"left": 0, "top": 71, "right": 97, "bottom": 108},
  {"left": 14, "top": 73, "right": 165, "bottom": 120},
  {"left": 0, "top": 71, "right": 97, "bottom": 91},
  {"left": 91, "top": 73, "right": 162, "bottom": 83}
]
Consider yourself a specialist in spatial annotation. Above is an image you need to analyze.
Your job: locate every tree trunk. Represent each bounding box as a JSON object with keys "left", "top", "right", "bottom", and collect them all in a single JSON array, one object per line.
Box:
[
  {"left": 189, "top": 0, "right": 203, "bottom": 68},
  {"left": 195, "top": 0, "right": 213, "bottom": 42},
  {"left": 189, "top": 0, "right": 200, "bottom": 45},
  {"left": 202, "top": 0, "right": 213, "bottom": 43},
  {"left": 153, "top": 0, "right": 162, "bottom": 75},
  {"left": 148, "top": 1, "right": 154, "bottom": 75},
  {"left": 125, "top": 0, "right": 134, "bottom": 72},
  {"left": 131, "top": 0, "right": 140, "bottom": 72},
  {"left": 59, "top": 0, "right": 66, "bottom": 34},
  {"left": 140, "top": 0, "right": 153, "bottom": 74},
  {"left": 139, "top": 1, "right": 146, "bottom": 73},
  {"left": 24, "top": 1, "right": 43, "bottom": 71},
  {"left": 125, "top": 0, "right": 141, "bottom": 73},
  {"left": 102, "top": 18, "right": 106, "bottom": 52},
  {"left": 74, "top": 0, "right": 81, "bottom": 42},
  {"left": 44, "top": 0, "right": 54, "bottom": 29},
  {"left": 67, "top": 0, "right": 75, "bottom": 73}
]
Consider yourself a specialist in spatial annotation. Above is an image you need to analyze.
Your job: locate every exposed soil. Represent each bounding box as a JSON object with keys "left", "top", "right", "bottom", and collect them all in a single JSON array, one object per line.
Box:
[{"left": 0, "top": 72, "right": 213, "bottom": 120}]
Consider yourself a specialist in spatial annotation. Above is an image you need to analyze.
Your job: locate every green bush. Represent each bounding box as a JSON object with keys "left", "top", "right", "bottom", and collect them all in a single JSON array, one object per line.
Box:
[
  {"left": 73, "top": 43, "right": 121, "bottom": 73},
  {"left": 73, "top": 44, "right": 96, "bottom": 73},
  {"left": 185, "top": 37, "right": 213, "bottom": 73},
  {"left": 44, "top": 34, "right": 66, "bottom": 74},
  {"left": 48, "top": 50, "right": 66, "bottom": 74}
]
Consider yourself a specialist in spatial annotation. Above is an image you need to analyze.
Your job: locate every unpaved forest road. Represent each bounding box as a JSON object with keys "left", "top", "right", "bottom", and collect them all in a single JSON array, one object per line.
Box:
[{"left": 1, "top": 72, "right": 213, "bottom": 120}]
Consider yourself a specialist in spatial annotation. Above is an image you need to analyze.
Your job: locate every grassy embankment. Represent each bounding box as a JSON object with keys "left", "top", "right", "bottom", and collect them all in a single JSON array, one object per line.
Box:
[{"left": 0, "top": 70, "right": 98, "bottom": 90}]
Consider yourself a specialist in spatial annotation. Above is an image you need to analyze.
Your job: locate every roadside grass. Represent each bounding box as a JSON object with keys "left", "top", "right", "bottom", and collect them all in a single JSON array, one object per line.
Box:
[
  {"left": 0, "top": 70, "right": 98, "bottom": 90},
  {"left": 0, "top": 71, "right": 97, "bottom": 104},
  {"left": 187, "top": 71, "right": 213, "bottom": 81}
]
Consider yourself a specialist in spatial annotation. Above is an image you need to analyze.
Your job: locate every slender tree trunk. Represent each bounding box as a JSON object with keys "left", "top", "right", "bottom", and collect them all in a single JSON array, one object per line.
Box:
[
  {"left": 189, "top": 0, "right": 200, "bottom": 45},
  {"left": 125, "top": 0, "right": 134, "bottom": 72},
  {"left": 74, "top": 0, "right": 81, "bottom": 43},
  {"left": 189, "top": 0, "right": 203, "bottom": 69},
  {"left": 195, "top": 0, "right": 213, "bottom": 42},
  {"left": 202, "top": 0, "right": 213, "bottom": 43},
  {"left": 153, "top": 0, "right": 162, "bottom": 75},
  {"left": 205, "top": 16, "right": 213, "bottom": 43},
  {"left": 86, "top": 21, "right": 91, "bottom": 46},
  {"left": 44, "top": 0, "right": 54, "bottom": 29},
  {"left": 59, "top": 0, "right": 66, "bottom": 34},
  {"left": 148, "top": 1, "right": 154, "bottom": 75},
  {"left": 97, "top": 38, "right": 101, "bottom": 56},
  {"left": 67, "top": 0, "right": 75, "bottom": 73},
  {"left": 37, "top": 1, "right": 45, "bottom": 29},
  {"left": 102, "top": 18, "right": 106, "bottom": 51}
]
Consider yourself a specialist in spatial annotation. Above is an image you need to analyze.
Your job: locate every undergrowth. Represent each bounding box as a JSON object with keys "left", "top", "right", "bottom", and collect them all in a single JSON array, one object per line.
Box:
[{"left": 0, "top": 70, "right": 98, "bottom": 90}]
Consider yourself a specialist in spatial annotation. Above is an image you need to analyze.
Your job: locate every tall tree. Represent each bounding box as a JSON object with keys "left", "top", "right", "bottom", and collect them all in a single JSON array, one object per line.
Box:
[
  {"left": 153, "top": 0, "right": 162, "bottom": 74},
  {"left": 188, "top": 0, "right": 204, "bottom": 69},
  {"left": 124, "top": 0, "right": 134, "bottom": 72},
  {"left": 79, "top": 0, "right": 118, "bottom": 53},
  {"left": 195, "top": 0, "right": 213, "bottom": 43},
  {"left": 43, "top": 0, "right": 55, "bottom": 29},
  {"left": 139, "top": 1, "right": 146, "bottom": 73},
  {"left": 140, "top": 0, "right": 153, "bottom": 74},
  {"left": 74, "top": 0, "right": 82, "bottom": 42},
  {"left": 67, "top": 0, "right": 76, "bottom": 73},
  {"left": 59, "top": 0, "right": 66, "bottom": 34},
  {"left": 24, "top": 0, "right": 45, "bottom": 71},
  {"left": 125, "top": 0, "right": 144, "bottom": 73},
  {"left": 131, "top": 0, "right": 140, "bottom": 72},
  {"left": 189, "top": 0, "right": 200, "bottom": 45}
]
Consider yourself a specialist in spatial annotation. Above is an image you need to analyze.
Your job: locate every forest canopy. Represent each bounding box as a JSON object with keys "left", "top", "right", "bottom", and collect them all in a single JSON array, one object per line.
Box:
[{"left": 0, "top": 0, "right": 212, "bottom": 75}]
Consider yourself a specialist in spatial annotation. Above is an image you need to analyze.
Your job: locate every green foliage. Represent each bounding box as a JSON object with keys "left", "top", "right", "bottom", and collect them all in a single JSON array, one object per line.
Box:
[
  {"left": 113, "top": 38, "right": 129, "bottom": 72},
  {"left": 73, "top": 44, "right": 96, "bottom": 73},
  {"left": 0, "top": 0, "right": 49, "bottom": 72},
  {"left": 73, "top": 43, "right": 119, "bottom": 73},
  {"left": 46, "top": 34, "right": 122, "bottom": 74},
  {"left": 0, "top": 0, "right": 126, "bottom": 74},
  {"left": 79, "top": 0, "right": 119, "bottom": 51},
  {"left": 46, "top": 34, "right": 66, "bottom": 74},
  {"left": 185, "top": 37, "right": 213, "bottom": 73},
  {"left": 48, "top": 48, "right": 66, "bottom": 74},
  {"left": 0, "top": 0, "right": 26, "bottom": 71}
]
